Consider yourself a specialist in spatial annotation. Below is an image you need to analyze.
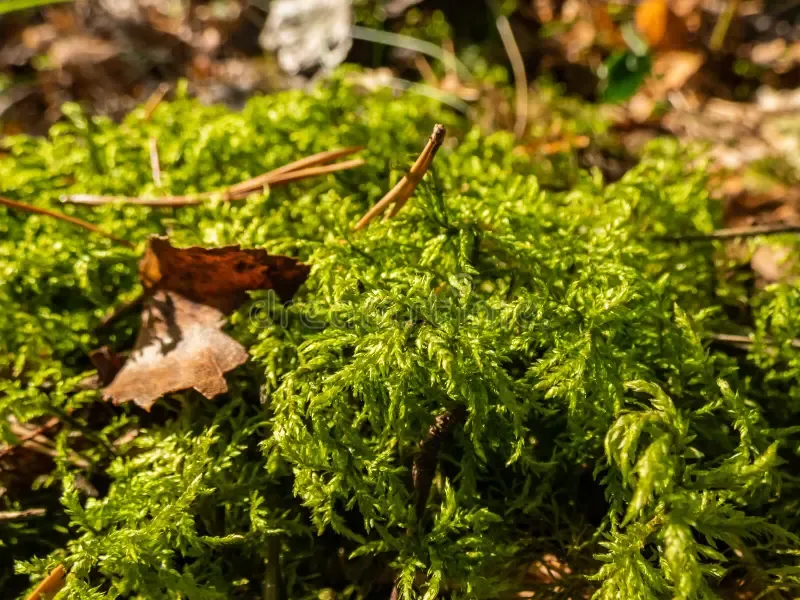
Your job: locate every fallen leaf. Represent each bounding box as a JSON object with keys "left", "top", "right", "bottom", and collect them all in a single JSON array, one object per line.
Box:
[
  {"left": 103, "top": 237, "right": 310, "bottom": 410},
  {"left": 139, "top": 236, "right": 310, "bottom": 313}
]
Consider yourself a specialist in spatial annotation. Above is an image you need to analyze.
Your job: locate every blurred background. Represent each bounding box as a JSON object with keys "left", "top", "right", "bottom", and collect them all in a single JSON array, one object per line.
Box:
[{"left": 2, "top": 0, "right": 800, "bottom": 273}]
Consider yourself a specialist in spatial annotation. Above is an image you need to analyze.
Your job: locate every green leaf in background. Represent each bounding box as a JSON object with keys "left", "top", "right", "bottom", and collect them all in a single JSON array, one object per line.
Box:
[
  {"left": 599, "top": 51, "right": 652, "bottom": 104},
  {"left": 0, "top": 0, "right": 71, "bottom": 15}
]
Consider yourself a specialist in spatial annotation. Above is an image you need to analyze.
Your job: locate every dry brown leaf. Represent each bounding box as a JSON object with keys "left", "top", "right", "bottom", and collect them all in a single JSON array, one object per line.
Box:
[
  {"left": 103, "top": 290, "right": 250, "bottom": 409},
  {"left": 103, "top": 236, "right": 310, "bottom": 410}
]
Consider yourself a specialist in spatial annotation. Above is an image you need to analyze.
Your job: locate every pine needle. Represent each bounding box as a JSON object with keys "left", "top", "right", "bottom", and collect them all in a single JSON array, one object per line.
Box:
[
  {"left": 354, "top": 124, "right": 446, "bottom": 230},
  {"left": 61, "top": 148, "right": 365, "bottom": 208},
  {"left": 0, "top": 195, "right": 134, "bottom": 247},
  {"left": 25, "top": 564, "right": 66, "bottom": 600}
]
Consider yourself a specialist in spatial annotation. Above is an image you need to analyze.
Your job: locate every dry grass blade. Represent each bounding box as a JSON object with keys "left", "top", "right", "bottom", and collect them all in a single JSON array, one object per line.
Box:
[
  {"left": 0, "top": 195, "right": 134, "bottom": 247},
  {"left": 149, "top": 137, "right": 162, "bottom": 186},
  {"left": 495, "top": 14, "right": 528, "bottom": 140},
  {"left": 61, "top": 148, "right": 365, "bottom": 208},
  {"left": 661, "top": 223, "right": 800, "bottom": 241},
  {"left": 355, "top": 124, "right": 446, "bottom": 230},
  {"left": 227, "top": 145, "right": 364, "bottom": 195},
  {"left": 0, "top": 417, "right": 60, "bottom": 460},
  {"left": 0, "top": 508, "right": 46, "bottom": 521},
  {"left": 142, "top": 82, "right": 170, "bottom": 121},
  {"left": 25, "top": 564, "right": 66, "bottom": 600}
]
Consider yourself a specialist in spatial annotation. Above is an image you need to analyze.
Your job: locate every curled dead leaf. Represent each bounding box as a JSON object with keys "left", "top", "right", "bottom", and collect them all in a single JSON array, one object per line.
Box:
[
  {"left": 103, "top": 290, "right": 249, "bottom": 410},
  {"left": 102, "top": 236, "right": 310, "bottom": 410}
]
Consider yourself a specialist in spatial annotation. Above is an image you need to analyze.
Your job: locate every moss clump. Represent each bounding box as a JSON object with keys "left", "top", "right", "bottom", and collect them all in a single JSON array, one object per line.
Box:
[{"left": 2, "top": 71, "right": 799, "bottom": 599}]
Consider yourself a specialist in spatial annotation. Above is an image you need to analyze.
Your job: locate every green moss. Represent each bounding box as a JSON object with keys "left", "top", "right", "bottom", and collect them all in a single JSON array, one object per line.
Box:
[{"left": 2, "top": 71, "right": 799, "bottom": 599}]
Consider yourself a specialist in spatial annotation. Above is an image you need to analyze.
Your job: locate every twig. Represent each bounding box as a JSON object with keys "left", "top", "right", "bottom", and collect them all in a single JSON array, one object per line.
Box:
[
  {"left": 229, "top": 145, "right": 364, "bottom": 191},
  {"left": 355, "top": 125, "right": 446, "bottom": 230},
  {"left": 389, "top": 405, "right": 466, "bottom": 600},
  {"left": 263, "top": 536, "right": 285, "bottom": 600},
  {"left": 0, "top": 508, "right": 46, "bottom": 521},
  {"left": 710, "top": 333, "right": 800, "bottom": 350},
  {"left": 710, "top": 0, "right": 740, "bottom": 51},
  {"left": 25, "top": 564, "right": 66, "bottom": 600},
  {"left": 412, "top": 405, "right": 467, "bottom": 519},
  {"left": 495, "top": 14, "right": 528, "bottom": 139},
  {"left": 0, "top": 417, "right": 60, "bottom": 460},
  {"left": 659, "top": 223, "right": 800, "bottom": 241},
  {"left": 142, "top": 82, "right": 170, "bottom": 121},
  {"left": 61, "top": 148, "right": 365, "bottom": 208},
  {"left": 0, "top": 196, "right": 134, "bottom": 248},
  {"left": 149, "top": 137, "right": 162, "bottom": 186}
]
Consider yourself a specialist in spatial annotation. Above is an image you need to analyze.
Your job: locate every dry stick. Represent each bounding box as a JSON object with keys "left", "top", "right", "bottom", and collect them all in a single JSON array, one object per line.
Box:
[
  {"left": 63, "top": 159, "right": 365, "bottom": 208},
  {"left": 25, "top": 564, "right": 66, "bottom": 600},
  {"left": 710, "top": 0, "right": 740, "bottom": 51},
  {"left": 149, "top": 137, "right": 162, "bottom": 186},
  {"left": 389, "top": 405, "right": 467, "bottom": 600},
  {"left": 142, "top": 82, "right": 170, "bottom": 121},
  {"left": 355, "top": 124, "right": 446, "bottom": 230},
  {"left": 228, "top": 145, "right": 365, "bottom": 194},
  {"left": 659, "top": 223, "right": 800, "bottom": 241},
  {"left": 0, "top": 508, "right": 46, "bottom": 521},
  {"left": 61, "top": 149, "right": 365, "bottom": 207},
  {"left": 710, "top": 332, "right": 800, "bottom": 350},
  {"left": 495, "top": 14, "right": 528, "bottom": 140},
  {"left": 0, "top": 196, "right": 134, "bottom": 248},
  {"left": 0, "top": 417, "right": 60, "bottom": 460}
]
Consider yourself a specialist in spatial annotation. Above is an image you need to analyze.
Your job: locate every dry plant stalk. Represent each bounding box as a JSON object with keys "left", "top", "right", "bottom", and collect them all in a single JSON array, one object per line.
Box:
[
  {"left": 61, "top": 147, "right": 364, "bottom": 208},
  {"left": 142, "top": 82, "right": 170, "bottom": 121},
  {"left": 149, "top": 137, "right": 162, "bottom": 186},
  {"left": 354, "top": 124, "right": 446, "bottom": 230},
  {"left": 0, "top": 195, "right": 134, "bottom": 247},
  {"left": 25, "top": 564, "right": 66, "bottom": 600},
  {"left": 660, "top": 223, "right": 800, "bottom": 241},
  {"left": 0, "top": 417, "right": 60, "bottom": 460}
]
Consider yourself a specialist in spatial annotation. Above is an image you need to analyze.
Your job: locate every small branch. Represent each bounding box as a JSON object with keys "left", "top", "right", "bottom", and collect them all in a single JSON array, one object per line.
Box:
[
  {"left": 659, "top": 223, "right": 800, "bottom": 241},
  {"left": 0, "top": 417, "right": 60, "bottom": 460},
  {"left": 495, "top": 14, "right": 528, "bottom": 140},
  {"left": 411, "top": 405, "right": 467, "bottom": 519},
  {"left": 710, "top": 333, "right": 800, "bottom": 350},
  {"left": 709, "top": 0, "right": 739, "bottom": 52},
  {"left": 355, "top": 125, "right": 446, "bottom": 230},
  {"left": 61, "top": 148, "right": 365, "bottom": 208},
  {"left": 25, "top": 564, "right": 66, "bottom": 600},
  {"left": 228, "top": 145, "right": 365, "bottom": 193},
  {"left": 149, "top": 137, "right": 162, "bottom": 186},
  {"left": 389, "top": 405, "right": 467, "bottom": 600},
  {"left": 0, "top": 508, "right": 46, "bottom": 521},
  {"left": 263, "top": 536, "right": 285, "bottom": 600},
  {"left": 0, "top": 196, "right": 134, "bottom": 248},
  {"left": 142, "top": 82, "right": 170, "bottom": 121}
]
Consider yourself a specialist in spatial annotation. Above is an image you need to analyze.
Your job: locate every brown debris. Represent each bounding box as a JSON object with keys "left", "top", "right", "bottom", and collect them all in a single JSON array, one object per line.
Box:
[
  {"left": 355, "top": 125, "right": 446, "bottom": 230},
  {"left": 0, "top": 195, "right": 134, "bottom": 248},
  {"left": 25, "top": 564, "right": 66, "bottom": 600},
  {"left": 102, "top": 236, "right": 310, "bottom": 410},
  {"left": 61, "top": 147, "right": 364, "bottom": 207},
  {"left": 103, "top": 290, "right": 251, "bottom": 410}
]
